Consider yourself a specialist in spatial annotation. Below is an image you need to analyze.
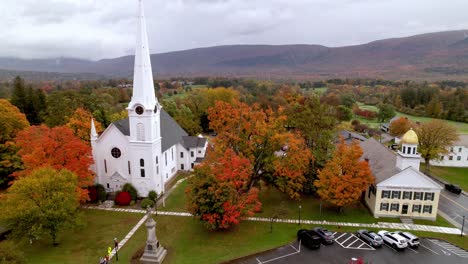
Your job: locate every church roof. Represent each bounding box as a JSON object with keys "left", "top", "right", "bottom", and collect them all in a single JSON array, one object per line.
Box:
[
  {"left": 110, "top": 109, "right": 189, "bottom": 152},
  {"left": 377, "top": 166, "right": 442, "bottom": 190},
  {"left": 160, "top": 109, "right": 188, "bottom": 152},
  {"left": 360, "top": 137, "right": 401, "bottom": 183},
  {"left": 182, "top": 136, "right": 207, "bottom": 148},
  {"left": 113, "top": 118, "right": 130, "bottom": 136}
]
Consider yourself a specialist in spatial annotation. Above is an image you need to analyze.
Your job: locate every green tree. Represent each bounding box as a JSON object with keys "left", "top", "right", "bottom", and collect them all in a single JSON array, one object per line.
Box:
[
  {"left": 417, "top": 120, "right": 459, "bottom": 171},
  {"left": 377, "top": 103, "right": 395, "bottom": 122},
  {"left": 10, "top": 76, "right": 27, "bottom": 113},
  {"left": 0, "top": 167, "right": 81, "bottom": 245},
  {"left": 285, "top": 95, "right": 337, "bottom": 192},
  {"left": 425, "top": 96, "right": 442, "bottom": 118},
  {"left": 336, "top": 105, "right": 352, "bottom": 121}
]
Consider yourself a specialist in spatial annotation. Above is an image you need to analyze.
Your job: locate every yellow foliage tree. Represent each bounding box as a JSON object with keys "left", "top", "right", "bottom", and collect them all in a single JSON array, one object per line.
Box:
[{"left": 66, "top": 108, "right": 103, "bottom": 142}]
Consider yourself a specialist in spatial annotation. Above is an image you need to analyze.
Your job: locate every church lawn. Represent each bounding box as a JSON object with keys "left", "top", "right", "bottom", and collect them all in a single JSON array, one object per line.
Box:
[
  {"left": 429, "top": 166, "right": 468, "bottom": 191},
  {"left": 161, "top": 179, "right": 189, "bottom": 212},
  {"left": 255, "top": 187, "right": 401, "bottom": 224},
  {"left": 9, "top": 210, "right": 144, "bottom": 264},
  {"left": 161, "top": 181, "right": 402, "bottom": 224}
]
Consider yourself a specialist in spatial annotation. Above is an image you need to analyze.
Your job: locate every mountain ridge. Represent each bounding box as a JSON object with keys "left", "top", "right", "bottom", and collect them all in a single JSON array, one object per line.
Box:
[{"left": 1, "top": 30, "right": 467, "bottom": 81}]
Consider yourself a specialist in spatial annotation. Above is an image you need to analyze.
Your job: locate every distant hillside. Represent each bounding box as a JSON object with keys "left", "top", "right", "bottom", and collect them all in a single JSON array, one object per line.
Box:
[{"left": 1, "top": 30, "right": 467, "bottom": 81}]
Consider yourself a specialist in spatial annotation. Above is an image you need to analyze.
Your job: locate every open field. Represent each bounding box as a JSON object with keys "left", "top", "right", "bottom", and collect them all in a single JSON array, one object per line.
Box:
[
  {"left": 429, "top": 166, "right": 468, "bottom": 191},
  {"left": 355, "top": 102, "right": 468, "bottom": 134}
]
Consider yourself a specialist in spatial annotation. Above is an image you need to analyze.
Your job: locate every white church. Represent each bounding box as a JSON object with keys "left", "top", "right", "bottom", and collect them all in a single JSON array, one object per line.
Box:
[{"left": 90, "top": 0, "right": 207, "bottom": 197}]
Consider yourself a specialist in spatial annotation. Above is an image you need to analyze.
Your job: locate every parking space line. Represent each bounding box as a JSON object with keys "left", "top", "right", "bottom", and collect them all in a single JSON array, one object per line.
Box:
[
  {"left": 407, "top": 247, "right": 418, "bottom": 253},
  {"left": 429, "top": 239, "right": 468, "bottom": 258},
  {"left": 384, "top": 243, "right": 398, "bottom": 252},
  {"left": 347, "top": 238, "right": 360, "bottom": 247},
  {"left": 341, "top": 235, "right": 354, "bottom": 245},
  {"left": 419, "top": 243, "right": 440, "bottom": 255},
  {"left": 358, "top": 242, "right": 366, "bottom": 248},
  {"left": 335, "top": 233, "right": 347, "bottom": 241}
]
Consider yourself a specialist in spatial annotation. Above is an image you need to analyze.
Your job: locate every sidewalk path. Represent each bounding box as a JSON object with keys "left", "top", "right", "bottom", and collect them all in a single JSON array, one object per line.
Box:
[
  {"left": 83, "top": 206, "right": 464, "bottom": 235},
  {"left": 108, "top": 213, "right": 148, "bottom": 260}
]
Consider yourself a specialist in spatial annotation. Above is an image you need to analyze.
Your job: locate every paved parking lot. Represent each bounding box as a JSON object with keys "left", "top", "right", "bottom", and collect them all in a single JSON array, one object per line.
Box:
[{"left": 230, "top": 232, "right": 468, "bottom": 264}]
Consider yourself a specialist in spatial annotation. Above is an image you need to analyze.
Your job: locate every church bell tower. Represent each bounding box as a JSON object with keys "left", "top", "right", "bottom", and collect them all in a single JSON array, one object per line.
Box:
[{"left": 127, "top": 0, "right": 161, "bottom": 143}]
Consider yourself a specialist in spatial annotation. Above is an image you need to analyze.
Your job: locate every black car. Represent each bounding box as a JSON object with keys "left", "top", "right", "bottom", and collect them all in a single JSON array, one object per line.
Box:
[
  {"left": 356, "top": 229, "right": 383, "bottom": 248},
  {"left": 297, "top": 229, "right": 321, "bottom": 249},
  {"left": 445, "top": 184, "right": 462, "bottom": 194},
  {"left": 313, "top": 227, "right": 335, "bottom": 244}
]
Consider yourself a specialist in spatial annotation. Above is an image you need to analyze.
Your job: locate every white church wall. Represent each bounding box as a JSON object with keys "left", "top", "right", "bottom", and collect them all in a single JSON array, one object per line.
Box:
[
  {"left": 93, "top": 125, "right": 130, "bottom": 192},
  {"left": 162, "top": 145, "right": 178, "bottom": 185}
]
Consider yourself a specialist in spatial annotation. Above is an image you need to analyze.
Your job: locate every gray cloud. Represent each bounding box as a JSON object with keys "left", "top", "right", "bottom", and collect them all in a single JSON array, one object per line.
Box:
[{"left": 0, "top": 0, "right": 467, "bottom": 60}]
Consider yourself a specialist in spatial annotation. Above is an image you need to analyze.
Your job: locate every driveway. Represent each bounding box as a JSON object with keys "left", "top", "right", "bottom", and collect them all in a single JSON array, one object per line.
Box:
[{"left": 438, "top": 189, "right": 468, "bottom": 228}]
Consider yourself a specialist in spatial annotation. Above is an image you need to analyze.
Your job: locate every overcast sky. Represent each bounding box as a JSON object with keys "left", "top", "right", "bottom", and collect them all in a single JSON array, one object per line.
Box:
[{"left": 1, "top": 0, "right": 467, "bottom": 60}]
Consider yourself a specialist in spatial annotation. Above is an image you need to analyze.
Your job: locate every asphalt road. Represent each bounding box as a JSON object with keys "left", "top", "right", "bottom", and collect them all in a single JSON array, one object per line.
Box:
[
  {"left": 438, "top": 190, "right": 468, "bottom": 228},
  {"left": 231, "top": 232, "right": 468, "bottom": 264}
]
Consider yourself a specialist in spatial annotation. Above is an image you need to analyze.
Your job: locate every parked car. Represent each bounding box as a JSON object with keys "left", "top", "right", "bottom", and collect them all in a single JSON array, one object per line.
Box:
[
  {"left": 445, "top": 184, "right": 462, "bottom": 194},
  {"left": 377, "top": 230, "right": 408, "bottom": 250},
  {"left": 297, "top": 229, "right": 321, "bottom": 249},
  {"left": 356, "top": 229, "right": 383, "bottom": 248},
  {"left": 396, "top": 231, "right": 419, "bottom": 247},
  {"left": 313, "top": 227, "right": 335, "bottom": 244}
]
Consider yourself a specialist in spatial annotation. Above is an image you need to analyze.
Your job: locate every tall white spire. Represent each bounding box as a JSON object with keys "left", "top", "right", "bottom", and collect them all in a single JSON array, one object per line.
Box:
[
  {"left": 129, "top": 0, "right": 157, "bottom": 110},
  {"left": 90, "top": 118, "right": 98, "bottom": 140}
]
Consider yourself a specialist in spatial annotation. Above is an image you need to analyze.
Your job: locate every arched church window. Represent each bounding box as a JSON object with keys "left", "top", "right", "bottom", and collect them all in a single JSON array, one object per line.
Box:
[
  {"left": 137, "top": 123, "right": 145, "bottom": 141},
  {"left": 140, "top": 159, "right": 145, "bottom": 167},
  {"left": 111, "top": 148, "right": 121, "bottom": 158},
  {"left": 156, "top": 156, "right": 159, "bottom": 164}
]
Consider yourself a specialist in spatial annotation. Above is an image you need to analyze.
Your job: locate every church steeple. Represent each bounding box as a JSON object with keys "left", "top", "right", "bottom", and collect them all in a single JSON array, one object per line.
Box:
[
  {"left": 90, "top": 118, "right": 98, "bottom": 141},
  {"left": 128, "top": 0, "right": 157, "bottom": 111}
]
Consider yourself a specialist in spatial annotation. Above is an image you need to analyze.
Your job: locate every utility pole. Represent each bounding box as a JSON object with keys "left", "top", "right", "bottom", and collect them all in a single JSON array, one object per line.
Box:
[{"left": 298, "top": 205, "right": 302, "bottom": 225}]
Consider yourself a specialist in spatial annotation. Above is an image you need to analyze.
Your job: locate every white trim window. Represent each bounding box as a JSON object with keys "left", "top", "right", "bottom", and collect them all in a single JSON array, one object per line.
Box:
[{"left": 390, "top": 203, "right": 400, "bottom": 212}]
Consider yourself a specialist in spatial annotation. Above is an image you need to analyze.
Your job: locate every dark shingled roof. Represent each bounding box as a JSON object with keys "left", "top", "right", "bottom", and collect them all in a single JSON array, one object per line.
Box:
[
  {"left": 182, "top": 136, "right": 207, "bottom": 148},
  {"left": 160, "top": 109, "right": 188, "bottom": 152},
  {"left": 111, "top": 109, "right": 190, "bottom": 152},
  {"left": 113, "top": 118, "right": 130, "bottom": 136},
  {"left": 360, "top": 137, "right": 401, "bottom": 183}
]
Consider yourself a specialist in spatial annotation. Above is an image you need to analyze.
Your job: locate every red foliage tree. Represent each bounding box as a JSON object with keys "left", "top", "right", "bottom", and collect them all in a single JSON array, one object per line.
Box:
[
  {"left": 14, "top": 125, "right": 94, "bottom": 202},
  {"left": 186, "top": 149, "right": 261, "bottom": 230}
]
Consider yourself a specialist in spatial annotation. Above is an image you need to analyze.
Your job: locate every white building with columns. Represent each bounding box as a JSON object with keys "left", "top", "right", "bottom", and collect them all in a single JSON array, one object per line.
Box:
[
  {"left": 90, "top": 0, "right": 207, "bottom": 197},
  {"left": 362, "top": 129, "right": 442, "bottom": 220}
]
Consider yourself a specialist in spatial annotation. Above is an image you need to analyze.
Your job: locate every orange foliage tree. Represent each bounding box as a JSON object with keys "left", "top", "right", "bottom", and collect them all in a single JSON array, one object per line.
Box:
[
  {"left": 14, "top": 125, "right": 94, "bottom": 202},
  {"left": 208, "top": 99, "right": 311, "bottom": 200},
  {"left": 66, "top": 108, "right": 103, "bottom": 142},
  {"left": 389, "top": 117, "right": 413, "bottom": 136},
  {"left": 186, "top": 149, "right": 261, "bottom": 230},
  {"left": 314, "top": 137, "right": 374, "bottom": 210}
]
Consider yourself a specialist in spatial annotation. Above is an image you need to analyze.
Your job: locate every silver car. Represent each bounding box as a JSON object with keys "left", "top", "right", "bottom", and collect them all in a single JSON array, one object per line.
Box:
[{"left": 356, "top": 229, "right": 383, "bottom": 248}]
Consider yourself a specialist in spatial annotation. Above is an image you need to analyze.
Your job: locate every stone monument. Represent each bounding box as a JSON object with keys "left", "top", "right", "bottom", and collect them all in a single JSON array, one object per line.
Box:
[{"left": 140, "top": 208, "right": 167, "bottom": 264}]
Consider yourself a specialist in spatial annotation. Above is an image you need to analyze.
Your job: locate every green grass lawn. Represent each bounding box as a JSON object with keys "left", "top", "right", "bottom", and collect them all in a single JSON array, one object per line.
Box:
[
  {"left": 413, "top": 215, "right": 455, "bottom": 228},
  {"left": 255, "top": 186, "right": 400, "bottom": 224},
  {"left": 356, "top": 102, "right": 468, "bottom": 134},
  {"left": 4, "top": 210, "right": 144, "bottom": 264},
  {"left": 428, "top": 166, "right": 468, "bottom": 191}
]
